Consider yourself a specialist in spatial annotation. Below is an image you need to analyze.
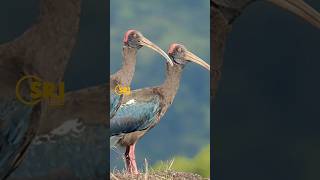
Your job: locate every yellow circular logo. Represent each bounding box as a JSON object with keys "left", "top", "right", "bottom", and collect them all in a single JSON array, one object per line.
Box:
[{"left": 16, "top": 75, "right": 42, "bottom": 106}]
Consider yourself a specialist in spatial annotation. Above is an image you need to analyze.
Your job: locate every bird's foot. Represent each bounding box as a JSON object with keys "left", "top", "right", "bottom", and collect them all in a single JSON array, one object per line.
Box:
[
  {"left": 128, "top": 165, "right": 139, "bottom": 175},
  {"left": 126, "top": 156, "right": 139, "bottom": 175}
]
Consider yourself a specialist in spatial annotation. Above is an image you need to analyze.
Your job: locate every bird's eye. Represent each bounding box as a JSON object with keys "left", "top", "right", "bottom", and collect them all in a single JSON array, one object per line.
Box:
[{"left": 177, "top": 47, "right": 182, "bottom": 53}]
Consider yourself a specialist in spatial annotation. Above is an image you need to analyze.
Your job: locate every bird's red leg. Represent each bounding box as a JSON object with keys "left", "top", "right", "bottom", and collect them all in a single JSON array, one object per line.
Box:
[{"left": 125, "top": 143, "right": 138, "bottom": 175}]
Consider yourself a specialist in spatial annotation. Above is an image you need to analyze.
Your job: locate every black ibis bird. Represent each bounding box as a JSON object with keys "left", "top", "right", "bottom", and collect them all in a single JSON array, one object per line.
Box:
[
  {"left": 211, "top": 0, "right": 320, "bottom": 103},
  {"left": 110, "top": 30, "right": 173, "bottom": 118},
  {"left": 0, "top": 0, "right": 80, "bottom": 179},
  {"left": 110, "top": 43, "right": 210, "bottom": 174}
]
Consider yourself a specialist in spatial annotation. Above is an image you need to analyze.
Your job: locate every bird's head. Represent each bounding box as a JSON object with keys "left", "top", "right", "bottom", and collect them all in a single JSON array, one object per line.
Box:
[
  {"left": 123, "top": 29, "right": 173, "bottom": 66},
  {"left": 123, "top": 30, "right": 144, "bottom": 49},
  {"left": 168, "top": 43, "right": 210, "bottom": 71}
]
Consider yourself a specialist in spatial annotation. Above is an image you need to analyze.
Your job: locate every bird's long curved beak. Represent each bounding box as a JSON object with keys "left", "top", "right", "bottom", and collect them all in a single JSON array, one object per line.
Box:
[
  {"left": 139, "top": 37, "right": 174, "bottom": 66},
  {"left": 268, "top": 0, "right": 320, "bottom": 29},
  {"left": 185, "top": 51, "right": 210, "bottom": 71}
]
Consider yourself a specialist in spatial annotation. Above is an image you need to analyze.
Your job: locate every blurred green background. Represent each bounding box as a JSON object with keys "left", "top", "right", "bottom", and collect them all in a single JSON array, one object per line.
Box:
[{"left": 110, "top": 0, "right": 210, "bottom": 177}]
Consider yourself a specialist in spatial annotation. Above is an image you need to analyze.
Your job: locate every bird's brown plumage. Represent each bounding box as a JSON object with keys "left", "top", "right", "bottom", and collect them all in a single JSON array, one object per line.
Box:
[{"left": 115, "top": 63, "right": 183, "bottom": 147}]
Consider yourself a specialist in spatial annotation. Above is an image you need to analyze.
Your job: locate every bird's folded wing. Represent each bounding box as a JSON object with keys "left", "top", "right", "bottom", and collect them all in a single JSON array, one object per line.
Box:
[
  {"left": 38, "top": 84, "right": 107, "bottom": 135},
  {"left": 110, "top": 95, "right": 161, "bottom": 136}
]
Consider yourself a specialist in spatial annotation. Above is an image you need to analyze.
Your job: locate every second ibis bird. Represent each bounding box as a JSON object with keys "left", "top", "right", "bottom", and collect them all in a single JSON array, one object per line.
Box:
[{"left": 110, "top": 43, "right": 210, "bottom": 174}]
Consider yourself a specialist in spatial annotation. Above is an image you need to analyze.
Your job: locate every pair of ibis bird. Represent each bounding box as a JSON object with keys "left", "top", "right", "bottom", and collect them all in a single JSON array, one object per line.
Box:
[
  {"left": 0, "top": 0, "right": 319, "bottom": 178},
  {"left": 111, "top": 0, "right": 320, "bottom": 175},
  {"left": 110, "top": 30, "right": 210, "bottom": 174}
]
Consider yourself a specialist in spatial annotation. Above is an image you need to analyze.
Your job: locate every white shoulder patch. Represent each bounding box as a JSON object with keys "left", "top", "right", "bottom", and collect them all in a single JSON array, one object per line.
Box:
[
  {"left": 120, "top": 99, "right": 136, "bottom": 108},
  {"left": 33, "top": 119, "right": 85, "bottom": 145},
  {"left": 126, "top": 99, "right": 136, "bottom": 105}
]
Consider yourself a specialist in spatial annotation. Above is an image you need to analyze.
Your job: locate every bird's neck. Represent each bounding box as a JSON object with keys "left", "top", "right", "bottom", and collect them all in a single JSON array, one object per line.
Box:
[
  {"left": 18, "top": 0, "right": 81, "bottom": 81},
  {"left": 160, "top": 63, "right": 183, "bottom": 104},
  {"left": 116, "top": 46, "right": 137, "bottom": 87}
]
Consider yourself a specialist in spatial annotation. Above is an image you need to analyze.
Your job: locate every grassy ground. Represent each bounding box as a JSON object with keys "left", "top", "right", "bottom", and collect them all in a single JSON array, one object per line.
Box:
[
  {"left": 110, "top": 159, "right": 209, "bottom": 180},
  {"left": 110, "top": 170, "right": 206, "bottom": 180}
]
